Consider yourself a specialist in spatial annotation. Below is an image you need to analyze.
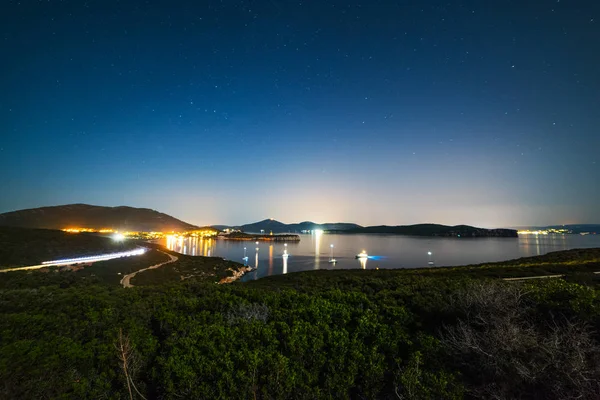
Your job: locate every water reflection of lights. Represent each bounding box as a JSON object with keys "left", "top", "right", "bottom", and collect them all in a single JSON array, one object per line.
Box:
[
  {"left": 283, "top": 253, "right": 288, "bottom": 274},
  {"left": 358, "top": 256, "right": 367, "bottom": 269},
  {"left": 165, "top": 236, "right": 217, "bottom": 257},
  {"left": 269, "top": 245, "right": 273, "bottom": 274},
  {"left": 243, "top": 247, "right": 249, "bottom": 265},
  {"left": 314, "top": 229, "right": 322, "bottom": 269}
]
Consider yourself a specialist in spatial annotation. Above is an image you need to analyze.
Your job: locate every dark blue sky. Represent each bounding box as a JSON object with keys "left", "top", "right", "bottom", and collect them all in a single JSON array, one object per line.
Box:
[{"left": 1, "top": 0, "right": 599, "bottom": 227}]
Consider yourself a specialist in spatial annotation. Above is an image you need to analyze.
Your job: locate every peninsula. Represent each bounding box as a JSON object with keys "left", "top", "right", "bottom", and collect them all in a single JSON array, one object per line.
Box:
[
  {"left": 220, "top": 232, "right": 300, "bottom": 242},
  {"left": 338, "top": 224, "right": 519, "bottom": 238},
  {"left": 221, "top": 219, "right": 518, "bottom": 238}
]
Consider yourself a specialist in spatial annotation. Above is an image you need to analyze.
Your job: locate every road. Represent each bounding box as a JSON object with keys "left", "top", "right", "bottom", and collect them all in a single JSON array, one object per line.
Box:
[
  {"left": 503, "top": 271, "right": 600, "bottom": 281},
  {"left": 0, "top": 248, "right": 147, "bottom": 273},
  {"left": 503, "top": 274, "right": 565, "bottom": 281},
  {"left": 120, "top": 251, "right": 178, "bottom": 288}
]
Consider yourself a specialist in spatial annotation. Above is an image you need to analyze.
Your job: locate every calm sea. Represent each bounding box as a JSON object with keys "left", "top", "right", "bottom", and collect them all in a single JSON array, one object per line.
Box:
[{"left": 160, "top": 233, "right": 600, "bottom": 281}]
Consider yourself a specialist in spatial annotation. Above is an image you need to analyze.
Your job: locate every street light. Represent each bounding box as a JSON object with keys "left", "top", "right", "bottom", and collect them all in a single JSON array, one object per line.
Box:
[{"left": 113, "top": 233, "right": 125, "bottom": 241}]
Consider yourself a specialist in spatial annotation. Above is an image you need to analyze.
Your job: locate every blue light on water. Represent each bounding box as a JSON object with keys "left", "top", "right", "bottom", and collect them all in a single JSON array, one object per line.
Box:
[{"left": 368, "top": 256, "right": 385, "bottom": 260}]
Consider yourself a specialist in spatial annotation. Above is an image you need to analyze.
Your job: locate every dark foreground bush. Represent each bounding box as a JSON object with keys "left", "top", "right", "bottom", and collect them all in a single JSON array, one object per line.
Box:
[
  {"left": 1, "top": 270, "right": 600, "bottom": 399},
  {"left": 442, "top": 281, "right": 600, "bottom": 399}
]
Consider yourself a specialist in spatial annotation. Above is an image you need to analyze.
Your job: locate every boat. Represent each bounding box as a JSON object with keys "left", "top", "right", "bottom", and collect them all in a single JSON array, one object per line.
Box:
[
  {"left": 242, "top": 247, "right": 249, "bottom": 262},
  {"left": 355, "top": 250, "right": 368, "bottom": 259},
  {"left": 328, "top": 244, "right": 337, "bottom": 263}
]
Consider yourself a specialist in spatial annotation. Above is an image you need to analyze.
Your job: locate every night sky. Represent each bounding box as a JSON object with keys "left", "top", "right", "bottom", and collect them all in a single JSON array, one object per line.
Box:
[{"left": 1, "top": 0, "right": 599, "bottom": 227}]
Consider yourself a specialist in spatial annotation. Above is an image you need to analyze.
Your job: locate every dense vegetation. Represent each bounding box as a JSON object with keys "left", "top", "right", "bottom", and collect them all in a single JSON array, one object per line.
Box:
[
  {"left": 0, "top": 247, "right": 600, "bottom": 398},
  {"left": 130, "top": 248, "right": 242, "bottom": 286},
  {"left": 0, "top": 227, "right": 137, "bottom": 268},
  {"left": 409, "top": 247, "right": 600, "bottom": 279}
]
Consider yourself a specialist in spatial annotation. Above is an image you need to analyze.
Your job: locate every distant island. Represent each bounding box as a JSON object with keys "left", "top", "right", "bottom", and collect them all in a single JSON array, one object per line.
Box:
[
  {"left": 219, "top": 219, "right": 518, "bottom": 238},
  {"left": 337, "top": 224, "right": 518, "bottom": 238},
  {"left": 214, "top": 219, "right": 362, "bottom": 234}
]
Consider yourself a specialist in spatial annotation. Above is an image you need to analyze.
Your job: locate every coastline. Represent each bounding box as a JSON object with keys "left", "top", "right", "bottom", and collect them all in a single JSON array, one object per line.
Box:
[
  {"left": 220, "top": 233, "right": 300, "bottom": 242},
  {"left": 219, "top": 264, "right": 254, "bottom": 284}
]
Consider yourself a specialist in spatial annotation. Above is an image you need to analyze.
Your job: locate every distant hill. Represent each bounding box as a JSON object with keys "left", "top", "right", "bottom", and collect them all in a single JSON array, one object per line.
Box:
[
  {"left": 289, "top": 221, "right": 363, "bottom": 232},
  {"left": 217, "top": 219, "right": 515, "bottom": 237},
  {"left": 222, "top": 219, "right": 363, "bottom": 233},
  {"left": 238, "top": 219, "right": 290, "bottom": 233},
  {"left": 341, "top": 224, "right": 518, "bottom": 238},
  {"left": 0, "top": 204, "right": 199, "bottom": 232},
  {"left": 211, "top": 225, "right": 231, "bottom": 231}
]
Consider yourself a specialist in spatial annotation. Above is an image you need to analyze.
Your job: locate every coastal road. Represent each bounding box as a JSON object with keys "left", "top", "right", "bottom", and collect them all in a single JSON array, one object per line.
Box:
[
  {"left": 120, "top": 251, "right": 178, "bottom": 288},
  {"left": 0, "top": 248, "right": 147, "bottom": 273},
  {"left": 503, "top": 271, "right": 600, "bottom": 281}
]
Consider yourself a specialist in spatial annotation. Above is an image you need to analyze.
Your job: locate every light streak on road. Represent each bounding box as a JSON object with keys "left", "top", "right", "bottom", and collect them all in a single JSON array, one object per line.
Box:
[
  {"left": 0, "top": 248, "right": 147, "bottom": 273},
  {"left": 41, "top": 248, "right": 146, "bottom": 265}
]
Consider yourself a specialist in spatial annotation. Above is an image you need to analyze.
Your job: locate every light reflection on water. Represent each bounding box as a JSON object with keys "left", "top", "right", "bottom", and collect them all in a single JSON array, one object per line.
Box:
[
  {"left": 313, "top": 230, "right": 321, "bottom": 270},
  {"left": 160, "top": 233, "right": 600, "bottom": 281}
]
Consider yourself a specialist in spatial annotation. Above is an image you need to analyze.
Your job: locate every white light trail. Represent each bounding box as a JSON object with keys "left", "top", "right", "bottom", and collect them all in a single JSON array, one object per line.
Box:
[
  {"left": 41, "top": 248, "right": 146, "bottom": 266},
  {"left": 1, "top": 248, "right": 148, "bottom": 273}
]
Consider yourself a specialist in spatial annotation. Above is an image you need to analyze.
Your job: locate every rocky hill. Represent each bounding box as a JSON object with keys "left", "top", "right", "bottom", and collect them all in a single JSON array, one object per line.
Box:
[{"left": 0, "top": 204, "right": 198, "bottom": 232}]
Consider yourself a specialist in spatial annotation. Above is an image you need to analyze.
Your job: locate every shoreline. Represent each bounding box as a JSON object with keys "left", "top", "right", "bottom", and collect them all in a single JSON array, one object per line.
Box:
[
  {"left": 219, "top": 264, "right": 255, "bottom": 284},
  {"left": 220, "top": 233, "right": 300, "bottom": 242}
]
